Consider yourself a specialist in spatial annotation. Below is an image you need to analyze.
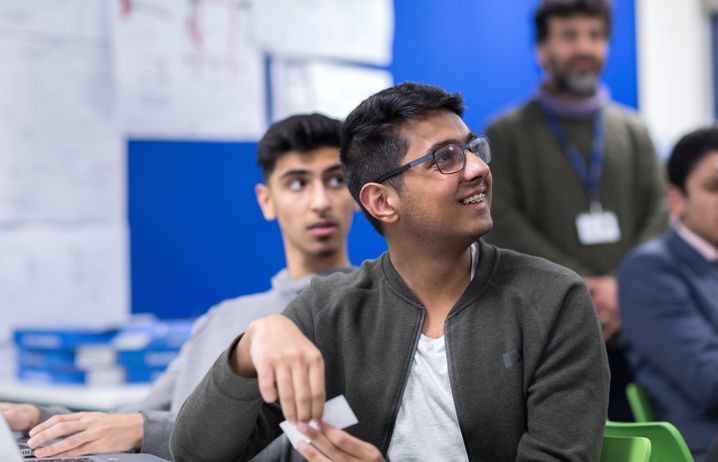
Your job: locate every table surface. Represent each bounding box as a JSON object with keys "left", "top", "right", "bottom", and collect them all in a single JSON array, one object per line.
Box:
[{"left": 0, "top": 379, "right": 151, "bottom": 411}]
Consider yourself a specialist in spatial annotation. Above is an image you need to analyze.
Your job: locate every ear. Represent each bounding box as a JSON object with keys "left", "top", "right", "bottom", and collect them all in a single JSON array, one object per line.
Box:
[
  {"left": 535, "top": 44, "right": 547, "bottom": 70},
  {"left": 359, "top": 182, "right": 399, "bottom": 226},
  {"left": 255, "top": 183, "right": 277, "bottom": 221},
  {"left": 665, "top": 186, "right": 685, "bottom": 220}
]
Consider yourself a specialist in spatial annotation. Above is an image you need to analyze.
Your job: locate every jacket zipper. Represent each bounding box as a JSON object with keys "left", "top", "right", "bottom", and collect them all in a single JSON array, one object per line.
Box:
[
  {"left": 445, "top": 317, "right": 473, "bottom": 461},
  {"left": 380, "top": 308, "right": 425, "bottom": 454}
]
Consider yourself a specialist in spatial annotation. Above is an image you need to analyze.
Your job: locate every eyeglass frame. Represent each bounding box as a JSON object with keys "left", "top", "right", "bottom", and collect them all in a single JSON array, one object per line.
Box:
[{"left": 373, "top": 135, "right": 491, "bottom": 184}]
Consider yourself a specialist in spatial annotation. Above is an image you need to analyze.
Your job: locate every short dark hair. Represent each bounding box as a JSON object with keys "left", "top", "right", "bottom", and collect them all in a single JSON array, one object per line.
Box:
[
  {"left": 257, "top": 113, "right": 342, "bottom": 180},
  {"left": 341, "top": 81, "right": 465, "bottom": 234},
  {"left": 668, "top": 126, "right": 718, "bottom": 192},
  {"left": 534, "top": 0, "right": 612, "bottom": 44}
]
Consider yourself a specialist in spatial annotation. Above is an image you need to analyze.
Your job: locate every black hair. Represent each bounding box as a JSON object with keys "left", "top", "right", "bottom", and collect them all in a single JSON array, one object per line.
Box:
[
  {"left": 668, "top": 126, "right": 718, "bottom": 192},
  {"left": 257, "top": 113, "right": 342, "bottom": 180},
  {"left": 340, "top": 81, "right": 465, "bottom": 234},
  {"left": 534, "top": 0, "right": 612, "bottom": 43}
]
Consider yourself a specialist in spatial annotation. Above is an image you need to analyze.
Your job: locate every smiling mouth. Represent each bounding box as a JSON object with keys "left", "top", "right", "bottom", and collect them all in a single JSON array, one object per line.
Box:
[{"left": 461, "top": 192, "right": 486, "bottom": 205}]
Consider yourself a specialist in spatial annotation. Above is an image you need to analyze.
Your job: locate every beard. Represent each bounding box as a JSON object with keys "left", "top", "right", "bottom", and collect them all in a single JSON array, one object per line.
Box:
[
  {"left": 549, "top": 55, "right": 603, "bottom": 97},
  {"left": 556, "top": 72, "right": 598, "bottom": 96}
]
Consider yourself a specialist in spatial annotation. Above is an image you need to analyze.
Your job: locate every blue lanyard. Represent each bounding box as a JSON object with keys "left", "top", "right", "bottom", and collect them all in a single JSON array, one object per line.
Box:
[{"left": 542, "top": 108, "right": 604, "bottom": 211}]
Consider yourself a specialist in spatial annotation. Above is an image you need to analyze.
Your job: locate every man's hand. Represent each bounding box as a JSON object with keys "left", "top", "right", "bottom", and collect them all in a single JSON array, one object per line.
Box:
[
  {"left": 584, "top": 276, "right": 620, "bottom": 341},
  {"left": 27, "top": 412, "right": 143, "bottom": 458},
  {"left": 232, "top": 314, "right": 325, "bottom": 424},
  {"left": 296, "top": 422, "right": 384, "bottom": 462},
  {"left": 0, "top": 403, "right": 40, "bottom": 432}
]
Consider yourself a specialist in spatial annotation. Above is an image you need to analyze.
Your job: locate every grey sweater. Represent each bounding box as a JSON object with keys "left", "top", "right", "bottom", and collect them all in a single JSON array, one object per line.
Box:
[
  {"left": 40, "top": 268, "right": 350, "bottom": 460},
  {"left": 484, "top": 100, "right": 668, "bottom": 276},
  {"left": 171, "top": 241, "right": 610, "bottom": 461}
]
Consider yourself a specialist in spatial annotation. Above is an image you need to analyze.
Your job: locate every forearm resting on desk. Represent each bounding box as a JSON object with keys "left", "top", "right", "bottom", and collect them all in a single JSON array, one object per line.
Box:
[{"left": 27, "top": 411, "right": 143, "bottom": 458}]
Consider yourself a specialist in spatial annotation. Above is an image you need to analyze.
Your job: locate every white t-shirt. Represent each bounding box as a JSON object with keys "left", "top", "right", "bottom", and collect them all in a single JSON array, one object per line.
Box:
[
  {"left": 386, "top": 334, "right": 470, "bottom": 461},
  {"left": 387, "top": 244, "right": 477, "bottom": 461}
]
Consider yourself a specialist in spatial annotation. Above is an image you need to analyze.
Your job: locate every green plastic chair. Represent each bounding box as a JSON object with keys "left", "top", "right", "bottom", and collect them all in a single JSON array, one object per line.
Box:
[
  {"left": 626, "top": 382, "right": 655, "bottom": 422},
  {"left": 601, "top": 435, "right": 652, "bottom": 462},
  {"left": 604, "top": 421, "right": 694, "bottom": 462}
]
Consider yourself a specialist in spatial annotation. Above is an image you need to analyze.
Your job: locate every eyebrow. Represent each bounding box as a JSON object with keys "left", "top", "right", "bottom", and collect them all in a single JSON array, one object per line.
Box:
[
  {"left": 425, "top": 131, "right": 477, "bottom": 154},
  {"left": 278, "top": 163, "right": 343, "bottom": 180},
  {"left": 279, "top": 169, "right": 311, "bottom": 179},
  {"left": 322, "top": 164, "right": 343, "bottom": 175}
]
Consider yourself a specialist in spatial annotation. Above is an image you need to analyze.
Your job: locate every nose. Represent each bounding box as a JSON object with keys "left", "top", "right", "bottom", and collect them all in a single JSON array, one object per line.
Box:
[
  {"left": 574, "top": 31, "right": 601, "bottom": 55},
  {"left": 310, "top": 182, "right": 331, "bottom": 212},
  {"left": 462, "top": 149, "right": 490, "bottom": 182}
]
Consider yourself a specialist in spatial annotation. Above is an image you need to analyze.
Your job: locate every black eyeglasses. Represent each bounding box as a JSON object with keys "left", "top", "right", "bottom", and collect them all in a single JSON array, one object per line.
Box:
[{"left": 374, "top": 136, "right": 491, "bottom": 184}]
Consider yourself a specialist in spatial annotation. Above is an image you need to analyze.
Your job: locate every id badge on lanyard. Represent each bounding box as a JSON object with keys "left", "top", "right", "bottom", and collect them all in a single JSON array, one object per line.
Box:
[{"left": 543, "top": 108, "right": 621, "bottom": 246}]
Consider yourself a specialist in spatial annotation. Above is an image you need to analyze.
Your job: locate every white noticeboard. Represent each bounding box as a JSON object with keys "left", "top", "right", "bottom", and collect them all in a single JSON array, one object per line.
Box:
[
  {"left": 252, "top": 0, "right": 394, "bottom": 67},
  {"left": 0, "top": 0, "right": 128, "bottom": 341},
  {"left": 0, "top": 225, "right": 129, "bottom": 340},
  {"left": 112, "top": 0, "right": 266, "bottom": 139},
  {"left": 272, "top": 59, "right": 393, "bottom": 122},
  {"left": 0, "top": 11, "right": 123, "bottom": 224}
]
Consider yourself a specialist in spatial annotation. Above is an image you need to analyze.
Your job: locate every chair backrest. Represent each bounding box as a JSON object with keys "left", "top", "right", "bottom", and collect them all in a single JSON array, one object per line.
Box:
[
  {"left": 604, "top": 421, "right": 694, "bottom": 462},
  {"left": 601, "top": 435, "right": 652, "bottom": 462},
  {"left": 627, "top": 382, "right": 655, "bottom": 422}
]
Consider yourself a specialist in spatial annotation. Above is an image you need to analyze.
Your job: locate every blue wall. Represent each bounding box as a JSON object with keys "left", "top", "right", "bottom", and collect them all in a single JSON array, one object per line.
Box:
[{"left": 129, "top": 0, "right": 637, "bottom": 318}]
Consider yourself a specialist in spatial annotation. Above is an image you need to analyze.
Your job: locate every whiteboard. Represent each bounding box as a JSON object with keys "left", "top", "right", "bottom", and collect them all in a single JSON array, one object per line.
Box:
[{"left": 0, "top": 0, "right": 128, "bottom": 341}]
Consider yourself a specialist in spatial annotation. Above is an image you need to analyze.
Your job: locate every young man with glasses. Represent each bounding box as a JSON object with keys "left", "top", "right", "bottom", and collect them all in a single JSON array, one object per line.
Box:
[{"left": 171, "top": 82, "right": 609, "bottom": 461}]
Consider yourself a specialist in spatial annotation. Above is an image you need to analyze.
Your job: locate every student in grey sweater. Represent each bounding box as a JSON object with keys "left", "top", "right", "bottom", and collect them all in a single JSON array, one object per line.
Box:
[
  {"left": 0, "top": 113, "right": 358, "bottom": 460},
  {"left": 171, "top": 82, "right": 609, "bottom": 461}
]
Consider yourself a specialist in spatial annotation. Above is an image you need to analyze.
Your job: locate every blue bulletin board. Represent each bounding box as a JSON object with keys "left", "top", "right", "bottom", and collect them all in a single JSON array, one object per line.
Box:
[{"left": 129, "top": 0, "right": 637, "bottom": 318}]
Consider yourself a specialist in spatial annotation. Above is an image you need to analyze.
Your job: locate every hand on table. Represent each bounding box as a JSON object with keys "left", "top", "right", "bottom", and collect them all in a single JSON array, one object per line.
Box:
[
  {"left": 27, "top": 411, "right": 143, "bottom": 458},
  {"left": 296, "top": 422, "right": 383, "bottom": 462},
  {"left": 0, "top": 403, "right": 40, "bottom": 432},
  {"left": 233, "top": 314, "right": 326, "bottom": 423},
  {"left": 585, "top": 275, "right": 620, "bottom": 341}
]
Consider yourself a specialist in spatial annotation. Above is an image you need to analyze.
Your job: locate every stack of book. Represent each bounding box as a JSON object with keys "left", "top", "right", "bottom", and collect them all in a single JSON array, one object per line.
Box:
[{"left": 13, "top": 316, "right": 194, "bottom": 386}]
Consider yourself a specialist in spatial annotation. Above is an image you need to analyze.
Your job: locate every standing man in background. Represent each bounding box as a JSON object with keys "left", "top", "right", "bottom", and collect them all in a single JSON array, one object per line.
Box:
[
  {"left": 484, "top": 0, "right": 668, "bottom": 420},
  {"left": 0, "top": 113, "right": 357, "bottom": 460},
  {"left": 619, "top": 127, "right": 718, "bottom": 460}
]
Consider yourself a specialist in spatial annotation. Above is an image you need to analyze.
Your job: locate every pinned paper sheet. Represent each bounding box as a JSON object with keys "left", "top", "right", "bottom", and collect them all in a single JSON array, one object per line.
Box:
[{"left": 279, "top": 395, "right": 358, "bottom": 449}]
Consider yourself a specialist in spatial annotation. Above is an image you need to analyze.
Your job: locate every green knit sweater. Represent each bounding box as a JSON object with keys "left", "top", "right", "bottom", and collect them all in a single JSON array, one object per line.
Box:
[{"left": 484, "top": 99, "right": 669, "bottom": 276}]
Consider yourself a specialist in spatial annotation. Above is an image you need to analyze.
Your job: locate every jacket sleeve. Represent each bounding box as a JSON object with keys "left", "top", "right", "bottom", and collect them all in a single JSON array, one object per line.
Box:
[
  {"left": 117, "top": 313, "right": 214, "bottom": 459},
  {"left": 484, "top": 119, "right": 594, "bottom": 275},
  {"left": 517, "top": 280, "right": 610, "bottom": 461},
  {"left": 629, "top": 122, "right": 669, "bottom": 243},
  {"left": 138, "top": 411, "right": 174, "bottom": 459},
  {"left": 619, "top": 250, "right": 718, "bottom": 412},
  {"left": 170, "top": 336, "right": 284, "bottom": 462}
]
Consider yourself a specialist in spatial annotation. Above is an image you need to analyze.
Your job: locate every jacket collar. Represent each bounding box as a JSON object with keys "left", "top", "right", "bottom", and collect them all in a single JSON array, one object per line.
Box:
[
  {"left": 674, "top": 222, "right": 718, "bottom": 262},
  {"left": 379, "top": 240, "right": 498, "bottom": 313},
  {"left": 667, "top": 228, "right": 718, "bottom": 268}
]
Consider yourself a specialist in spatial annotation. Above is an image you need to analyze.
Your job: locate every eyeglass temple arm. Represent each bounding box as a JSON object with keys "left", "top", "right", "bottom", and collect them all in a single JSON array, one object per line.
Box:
[{"left": 373, "top": 152, "right": 433, "bottom": 184}]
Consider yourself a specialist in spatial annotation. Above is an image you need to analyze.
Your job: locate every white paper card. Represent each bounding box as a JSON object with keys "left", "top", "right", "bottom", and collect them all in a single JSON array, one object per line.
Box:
[
  {"left": 279, "top": 395, "right": 358, "bottom": 449},
  {"left": 575, "top": 211, "right": 621, "bottom": 245}
]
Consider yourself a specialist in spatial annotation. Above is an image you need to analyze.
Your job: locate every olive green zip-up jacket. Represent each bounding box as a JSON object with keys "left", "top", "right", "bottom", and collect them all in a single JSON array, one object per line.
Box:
[{"left": 171, "top": 241, "right": 609, "bottom": 461}]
